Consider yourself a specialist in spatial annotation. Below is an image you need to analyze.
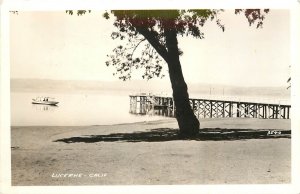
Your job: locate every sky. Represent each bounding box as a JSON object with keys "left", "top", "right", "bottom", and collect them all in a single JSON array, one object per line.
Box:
[{"left": 10, "top": 10, "right": 290, "bottom": 87}]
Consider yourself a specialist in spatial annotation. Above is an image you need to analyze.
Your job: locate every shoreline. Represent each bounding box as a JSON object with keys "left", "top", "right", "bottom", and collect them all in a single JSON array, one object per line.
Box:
[
  {"left": 11, "top": 117, "right": 291, "bottom": 129},
  {"left": 11, "top": 118, "right": 176, "bottom": 128}
]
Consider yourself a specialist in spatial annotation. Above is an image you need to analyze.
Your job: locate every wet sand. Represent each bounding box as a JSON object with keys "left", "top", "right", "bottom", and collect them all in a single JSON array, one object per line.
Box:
[{"left": 11, "top": 118, "right": 291, "bottom": 185}]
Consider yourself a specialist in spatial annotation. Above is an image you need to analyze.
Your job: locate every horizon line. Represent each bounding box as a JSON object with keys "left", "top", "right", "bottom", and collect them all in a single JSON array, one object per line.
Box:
[{"left": 10, "top": 78, "right": 290, "bottom": 88}]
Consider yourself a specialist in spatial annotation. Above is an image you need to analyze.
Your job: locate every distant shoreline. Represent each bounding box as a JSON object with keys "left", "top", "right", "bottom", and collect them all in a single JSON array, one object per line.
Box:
[{"left": 10, "top": 78, "right": 290, "bottom": 99}]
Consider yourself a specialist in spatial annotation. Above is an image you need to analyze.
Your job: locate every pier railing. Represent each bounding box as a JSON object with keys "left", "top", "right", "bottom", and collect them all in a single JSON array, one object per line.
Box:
[{"left": 129, "top": 94, "right": 291, "bottom": 119}]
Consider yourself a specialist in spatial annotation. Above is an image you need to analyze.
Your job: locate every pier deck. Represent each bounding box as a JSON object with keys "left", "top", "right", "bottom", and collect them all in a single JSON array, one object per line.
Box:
[{"left": 129, "top": 94, "right": 291, "bottom": 119}]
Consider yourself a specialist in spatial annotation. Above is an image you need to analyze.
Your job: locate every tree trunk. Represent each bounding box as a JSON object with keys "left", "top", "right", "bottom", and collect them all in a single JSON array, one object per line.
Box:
[
  {"left": 165, "top": 30, "right": 200, "bottom": 137},
  {"left": 136, "top": 27, "right": 200, "bottom": 136}
]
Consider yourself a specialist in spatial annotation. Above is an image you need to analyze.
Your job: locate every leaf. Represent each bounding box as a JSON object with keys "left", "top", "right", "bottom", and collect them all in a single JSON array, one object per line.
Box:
[{"left": 103, "top": 11, "right": 110, "bottom": 19}]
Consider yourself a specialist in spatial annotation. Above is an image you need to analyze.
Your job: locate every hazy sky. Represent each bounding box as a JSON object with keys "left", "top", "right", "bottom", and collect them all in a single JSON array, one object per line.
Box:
[{"left": 10, "top": 10, "right": 290, "bottom": 87}]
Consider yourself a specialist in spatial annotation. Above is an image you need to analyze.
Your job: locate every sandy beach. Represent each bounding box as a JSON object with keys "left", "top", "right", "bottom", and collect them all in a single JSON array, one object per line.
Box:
[{"left": 11, "top": 118, "right": 291, "bottom": 185}]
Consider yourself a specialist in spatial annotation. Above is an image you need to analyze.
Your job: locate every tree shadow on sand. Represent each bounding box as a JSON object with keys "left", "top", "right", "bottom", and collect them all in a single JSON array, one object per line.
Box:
[{"left": 54, "top": 128, "right": 291, "bottom": 143}]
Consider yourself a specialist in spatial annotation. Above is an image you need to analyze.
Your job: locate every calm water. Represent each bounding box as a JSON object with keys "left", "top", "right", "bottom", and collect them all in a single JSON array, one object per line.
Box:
[
  {"left": 11, "top": 92, "right": 170, "bottom": 126},
  {"left": 11, "top": 90, "right": 290, "bottom": 126}
]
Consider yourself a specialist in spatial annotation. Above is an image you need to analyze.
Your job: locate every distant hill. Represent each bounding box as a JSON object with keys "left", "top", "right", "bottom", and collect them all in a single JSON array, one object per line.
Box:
[
  {"left": 11, "top": 79, "right": 290, "bottom": 100},
  {"left": 188, "top": 82, "right": 290, "bottom": 99},
  {"left": 10, "top": 79, "right": 172, "bottom": 94}
]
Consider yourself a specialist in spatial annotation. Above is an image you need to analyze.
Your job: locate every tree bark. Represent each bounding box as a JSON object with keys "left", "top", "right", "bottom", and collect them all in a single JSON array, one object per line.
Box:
[{"left": 165, "top": 30, "right": 200, "bottom": 137}]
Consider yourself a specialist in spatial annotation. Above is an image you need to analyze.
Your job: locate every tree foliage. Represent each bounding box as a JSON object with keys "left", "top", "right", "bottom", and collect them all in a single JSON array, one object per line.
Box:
[{"left": 66, "top": 9, "right": 269, "bottom": 81}]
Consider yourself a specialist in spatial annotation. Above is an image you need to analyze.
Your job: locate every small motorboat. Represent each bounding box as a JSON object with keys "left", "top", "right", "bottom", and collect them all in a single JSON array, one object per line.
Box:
[{"left": 32, "top": 97, "right": 59, "bottom": 106}]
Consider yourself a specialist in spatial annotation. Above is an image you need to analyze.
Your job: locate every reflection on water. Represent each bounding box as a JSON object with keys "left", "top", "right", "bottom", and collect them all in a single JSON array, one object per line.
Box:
[
  {"left": 32, "top": 104, "right": 58, "bottom": 112},
  {"left": 147, "top": 108, "right": 174, "bottom": 117},
  {"left": 130, "top": 103, "right": 175, "bottom": 118}
]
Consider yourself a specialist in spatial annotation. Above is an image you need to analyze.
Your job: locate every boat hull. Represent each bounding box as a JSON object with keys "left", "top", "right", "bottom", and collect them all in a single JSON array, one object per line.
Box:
[{"left": 32, "top": 101, "right": 59, "bottom": 106}]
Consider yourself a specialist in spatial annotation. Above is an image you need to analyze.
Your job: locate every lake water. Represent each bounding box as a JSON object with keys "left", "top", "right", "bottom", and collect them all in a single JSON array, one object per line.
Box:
[
  {"left": 11, "top": 92, "right": 170, "bottom": 126},
  {"left": 11, "top": 90, "right": 290, "bottom": 126}
]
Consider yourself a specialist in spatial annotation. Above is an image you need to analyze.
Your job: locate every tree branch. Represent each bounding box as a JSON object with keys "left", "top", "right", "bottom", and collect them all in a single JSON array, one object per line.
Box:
[
  {"left": 130, "top": 38, "right": 146, "bottom": 58},
  {"left": 135, "top": 27, "right": 169, "bottom": 63},
  {"left": 129, "top": 38, "right": 146, "bottom": 74}
]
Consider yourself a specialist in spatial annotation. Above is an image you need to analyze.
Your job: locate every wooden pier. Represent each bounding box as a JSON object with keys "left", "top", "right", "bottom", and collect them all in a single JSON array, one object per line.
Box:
[{"left": 129, "top": 94, "right": 291, "bottom": 119}]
